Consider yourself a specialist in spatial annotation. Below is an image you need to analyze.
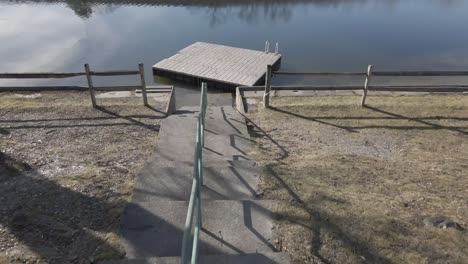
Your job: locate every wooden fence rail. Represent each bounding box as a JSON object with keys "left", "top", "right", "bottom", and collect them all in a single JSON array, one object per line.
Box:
[
  {"left": 0, "top": 85, "right": 152, "bottom": 92},
  {"left": 274, "top": 71, "right": 366, "bottom": 76},
  {"left": 0, "top": 72, "right": 86, "bottom": 78},
  {"left": 90, "top": 70, "right": 140, "bottom": 76},
  {"left": 262, "top": 64, "right": 468, "bottom": 108},
  {"left": 0, "top": 63, "right": 153, "bottom": 108},
  {"left": 273, "top": 71, "right": 468, "bottom": 77},
  {"left": 372, "top": 71, "right": 468, "bottom": 77}
]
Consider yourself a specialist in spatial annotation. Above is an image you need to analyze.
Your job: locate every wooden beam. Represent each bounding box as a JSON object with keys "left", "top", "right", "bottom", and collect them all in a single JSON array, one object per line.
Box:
[
  {"left": 0, "top": 85, "right": 163, "bottom": 92},
  {"left": 272, "top": 71, "right": 468, "bottom": 77},
  {"left": 0, "top": 86, "right": 88, "bottom": 92},
  {"left": 263, "top": 64, "right": 272, "bottom": 108},
  {"left": 373, "top": 71, "right": 468, "bottom": 77},
  {"left": 93, "top": 86, "right": 141, "bottom": 91},
  {"left": 273, "top": 71, "right": 366, "bottom": 76},
  {"left": 90, "top": 70, "right": 140, "bottom": 76},
  {"left": 139, "top": 63, "right": 149, "bottom": 106},
  {"left": 270, "top": 85, "right": 362, "bottom": 91},
  {"left": 237, "top": 85, "right": 363, "bottom": 92},
  {"left": 165, "top": 86, "right": 177, "bottom": 116},
  {"left": 0, "top": 72, "right": 85, "bottom": 79},
  {"left": 361, "top": 65, "right": 373, "bottom": 106},
  {"left": 84, "top": 64, "right": 97, "bottom": 108},
  {"left": 369, "top": 86, "right": 468, "bottom": 92},
  {"left": 235, "top": 87, "right": 246, "bottom": 114}
]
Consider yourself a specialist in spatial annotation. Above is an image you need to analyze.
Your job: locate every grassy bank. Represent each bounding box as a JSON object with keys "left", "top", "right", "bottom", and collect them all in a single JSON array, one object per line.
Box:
[{"left": 247, "top": 95, "right": 468, "bottom": 264}]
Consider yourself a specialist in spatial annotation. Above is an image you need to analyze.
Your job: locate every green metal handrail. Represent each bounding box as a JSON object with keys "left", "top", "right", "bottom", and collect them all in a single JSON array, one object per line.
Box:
[{"left": 181, "top": 83, "right": 207, "bottom": 264}]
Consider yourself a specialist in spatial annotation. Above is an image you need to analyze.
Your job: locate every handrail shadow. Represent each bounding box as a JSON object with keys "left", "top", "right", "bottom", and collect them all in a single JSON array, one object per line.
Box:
[
  {"left": 269, "top": 106, "right": 358, "bottom": 133},
  {"left": 239, "top": 113, "right": 289, "bottom": 160},
  {"left": 263, "top": 166, "right": 394, "bottom": 264}
]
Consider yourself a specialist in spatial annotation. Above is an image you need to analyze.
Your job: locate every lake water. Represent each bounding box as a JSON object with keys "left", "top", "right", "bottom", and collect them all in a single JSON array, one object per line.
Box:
[{"left": 1, "top": 0, "right": 468, "bottom": 98}]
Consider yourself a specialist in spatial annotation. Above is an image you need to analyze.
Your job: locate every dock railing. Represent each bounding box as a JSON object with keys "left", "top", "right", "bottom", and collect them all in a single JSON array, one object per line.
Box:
[
  {"left": 181, "top": 82, "right": 207, "bottom": 264},
  {"left": 0, "top": 63, "right": 153, "bottom": 108},
  {"left": 263, "top": 64, "right": 468, "bottom": 107}
]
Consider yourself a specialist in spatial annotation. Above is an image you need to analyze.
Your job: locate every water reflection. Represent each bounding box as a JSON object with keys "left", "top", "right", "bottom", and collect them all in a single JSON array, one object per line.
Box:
[
  {"left": 188, "top": 4, "right": 295, "bottom": 26},
  {"left": 1, "top": 0, "right": 462, "bottom": 19},
  {"left": 1, "top": 0, "right": 468, "bottom": 89},
  {"left": 3, "top": 0, "right": 316, "bottom": 19},
  {"left": 65, "top": 0, "right": 92, "bottom": 17}
]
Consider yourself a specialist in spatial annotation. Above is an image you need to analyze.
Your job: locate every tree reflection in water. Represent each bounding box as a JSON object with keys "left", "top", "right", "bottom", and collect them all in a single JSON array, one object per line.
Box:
[{"left": 1, "top": 0, "right": 463, "bottom": 21}]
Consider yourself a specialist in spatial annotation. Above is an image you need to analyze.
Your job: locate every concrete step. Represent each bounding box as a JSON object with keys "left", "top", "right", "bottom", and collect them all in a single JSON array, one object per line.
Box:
[
  {"left": 132, "top": 164, "right": 261, "bottom": 201},
  {"left": 159, "top": 115, "right": 248, "bottom": 138},
  {"left": 121, "top": 200, "right": 276, "bottom": 258},
  {"left": 105, "top": 252, "right": 290, "bottom": 264},
  {"left": 176, "top": 106, "right": 199, "bottom": 114},
  {"left": 140, "top": 159, "right": 258, "bottom": 168},
  {"left": 150, "top": 152, "right": 252, "bottom": 168},
  {"left": 159, "top": 106, "right": 249, "bottom": 137},
  {"left": 152, "top": 134, "right": 254, "bottom": 164},
  {"left": 176, "top": 106, "right": 245, "bottom": 122}
]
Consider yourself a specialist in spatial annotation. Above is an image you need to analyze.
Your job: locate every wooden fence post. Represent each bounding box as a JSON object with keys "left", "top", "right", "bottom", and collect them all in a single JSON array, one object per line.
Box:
[
  {"left": 361, "top": 64, "right": 373, "bottom": 106},
  {"left": 139, "top": 63, "right": 149, "bottom": 106},
  {"left": 84, "top": 64, "right": 97, "bottom": 108},
  {"left": 263, "top": 64, "right": 272, "bottom": 108}
]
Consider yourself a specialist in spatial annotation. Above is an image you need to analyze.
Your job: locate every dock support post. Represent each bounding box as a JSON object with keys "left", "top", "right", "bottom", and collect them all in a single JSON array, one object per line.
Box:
[
  {"left": 263, "top": 64, "right": 272, "bottom": 108},
  {"left": 84, "top": 64, "right": 97, "bottom": 108},
  {"left": 139, "top": 63, "right": 149, "bottom": 106},
  {"left": 361, "top": 64, "right": 373, "bottom": 106}
]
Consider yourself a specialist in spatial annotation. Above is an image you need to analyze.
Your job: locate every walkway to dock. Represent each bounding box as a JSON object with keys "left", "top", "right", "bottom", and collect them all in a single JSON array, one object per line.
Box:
[
  {"left": 112, "top": 98, "right": 290, "bottom": 263},
  {"left": 153, "top": 42, "right": 281, "bottom": 90}
]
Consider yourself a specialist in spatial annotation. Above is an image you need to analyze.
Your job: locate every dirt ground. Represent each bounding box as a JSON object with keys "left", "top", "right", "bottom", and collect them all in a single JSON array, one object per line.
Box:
[
  {"left": 0, "top": 92, "right": 166, "bottom": 264},
  {"left": 246, "top": 95, "right": 468, "bottom": 264}
]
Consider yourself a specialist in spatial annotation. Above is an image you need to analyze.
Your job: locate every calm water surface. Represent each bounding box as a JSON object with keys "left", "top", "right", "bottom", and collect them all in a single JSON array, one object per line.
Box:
[{"left": 1, "top": 0, "right": 468, "bottom": 95}]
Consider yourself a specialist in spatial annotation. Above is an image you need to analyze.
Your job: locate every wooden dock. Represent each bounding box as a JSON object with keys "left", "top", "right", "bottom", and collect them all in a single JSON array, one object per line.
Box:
[{"left": 152, "top": 42, "right": 281, "bottom": 90}]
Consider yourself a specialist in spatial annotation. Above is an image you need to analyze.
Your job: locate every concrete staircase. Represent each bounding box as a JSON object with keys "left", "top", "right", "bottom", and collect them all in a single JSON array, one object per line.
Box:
[{"left": 111, "top": 105, "right": 290, "bottom": 263}]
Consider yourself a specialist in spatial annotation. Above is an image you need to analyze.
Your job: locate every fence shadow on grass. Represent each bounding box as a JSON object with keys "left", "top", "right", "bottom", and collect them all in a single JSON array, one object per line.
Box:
[
  {"left": 0, "top": 106, "right": 163, "bottom": 132},
  {"left": 246, "top": 103, "right": 467, "bottom": 263},
  {"left": 243, "top": 115, "right": 393, "bottom": 262},
  {"left": 363, "top": 105, "right": 468, "bottom": 135},
  {"left": 96, "top": 106, "right": 161, "bottom": 131},
  {"left": 240, "top": 113, "right": 289, "bottom": 160},
  {"left": 268, "top": 105, "right": 468, "bottom": 135}
]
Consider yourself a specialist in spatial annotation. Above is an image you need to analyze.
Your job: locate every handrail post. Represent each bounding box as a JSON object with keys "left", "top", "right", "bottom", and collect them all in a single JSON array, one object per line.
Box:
[
  {"left": 198, "top": 119, "right": 204, "bottom": 186},
  {"left": 361, "top": 65, "right": 373, "bottom": 106},
  {"left": 181, "top": 157, "right": 199, "bottom": 264},
  {"left": 191, "top": 139, "right": 202, "bottom": 264},
  {"left": 200, "top": 83, "right": 207, "bottom": 148},
  {"left": 84, "top": 64, "right": 97, "bottom": 108},
  {"left": 139, "top": 63, "right": 149, "bottom": 106},
  {"left": 263, "top": 64, "right": 272, "bottom": 108},
  {"left": 191, "top": 194, "right": 201, "bottom": 264}
]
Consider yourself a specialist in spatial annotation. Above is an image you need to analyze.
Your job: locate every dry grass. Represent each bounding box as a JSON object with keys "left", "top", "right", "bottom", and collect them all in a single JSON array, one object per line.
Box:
[
  {"left": 247, "top": 95, "right": 468, "bottom": 264},
  {"left": 0, "top": 91, "right": 165, "bottom": 264}
]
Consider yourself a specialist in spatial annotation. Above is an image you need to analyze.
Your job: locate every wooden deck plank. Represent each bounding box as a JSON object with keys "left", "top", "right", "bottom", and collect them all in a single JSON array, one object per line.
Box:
[{"left": 153, "top": 42, "right": 281, "bottom": 88}]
